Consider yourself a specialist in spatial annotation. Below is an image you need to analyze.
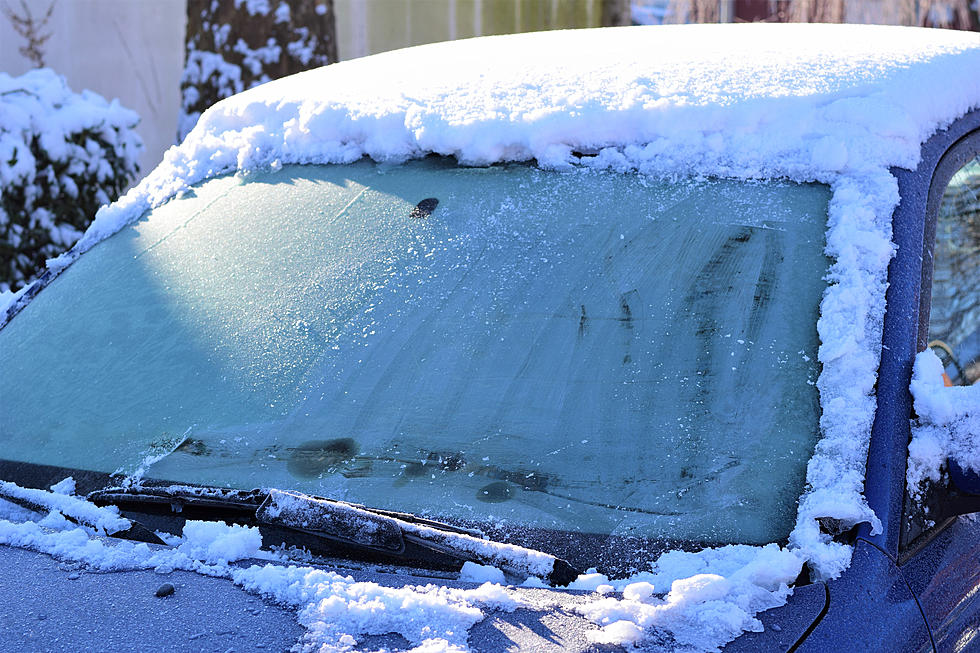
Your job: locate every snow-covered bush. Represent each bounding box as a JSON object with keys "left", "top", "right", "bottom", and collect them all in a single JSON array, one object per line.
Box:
[
  {"left": 0, "top": 68, "right": 142, "bottom": 292},
  {"left": 180, "top": 0, "right": 337, "bottom": 140}
]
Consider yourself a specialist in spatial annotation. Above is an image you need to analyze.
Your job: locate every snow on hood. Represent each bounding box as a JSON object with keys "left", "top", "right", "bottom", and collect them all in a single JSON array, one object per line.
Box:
[{"left": 4, "top": 22, "right": 980, "bottom": 653}]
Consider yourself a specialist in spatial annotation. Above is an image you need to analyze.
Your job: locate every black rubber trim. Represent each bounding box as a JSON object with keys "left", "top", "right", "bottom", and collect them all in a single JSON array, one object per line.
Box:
[{"left": 787, "top": 582, "right": 831, "bottom": 653}]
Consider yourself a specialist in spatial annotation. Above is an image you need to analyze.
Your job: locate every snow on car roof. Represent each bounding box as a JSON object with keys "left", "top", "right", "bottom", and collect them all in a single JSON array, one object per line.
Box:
[
  {"left": 3, "top": 23, "right": 980, "bottom": 653},
  {"left": 56, "top": 23, "right": 980, "bottom": 254}
]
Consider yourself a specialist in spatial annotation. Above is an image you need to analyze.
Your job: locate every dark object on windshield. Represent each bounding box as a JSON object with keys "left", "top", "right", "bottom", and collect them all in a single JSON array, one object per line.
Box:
[
  {"left": 88, "top": 485, "right": 580, "bottom": 587},
  {"left": 410, "top": 197, "right": 439, "bottom": 219}
]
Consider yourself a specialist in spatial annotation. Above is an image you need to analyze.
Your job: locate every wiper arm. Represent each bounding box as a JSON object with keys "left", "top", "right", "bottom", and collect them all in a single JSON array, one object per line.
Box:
[
  {"left": 0, "top": 480, "right": 165, "bottom": 545},
  {"left": 88, "top": 485, "right": 580, "bottom": 586}
]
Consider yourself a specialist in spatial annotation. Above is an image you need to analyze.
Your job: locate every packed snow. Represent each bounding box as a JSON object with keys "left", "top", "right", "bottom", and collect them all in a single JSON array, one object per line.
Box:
[
  {"left": 907, "top": 349, "right": 980, "bottom": 499},
  {"left": 3, "top": 23, "right": 980, "bottom": 652}
]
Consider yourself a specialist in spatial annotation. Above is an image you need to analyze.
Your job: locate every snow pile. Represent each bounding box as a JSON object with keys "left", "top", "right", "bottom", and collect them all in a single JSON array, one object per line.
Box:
[
  {"left": 235, "top": 564, "right": 523, "bottom": 652},
  {"left": 179, "top": 520, "right": 262, "bottom": 564},
  {"left": 907, "top": 349, "right": 980, "bottom": 498},
  {"left": 570, "top": 544, "right": 803, "bottom": 651},
  {"left": 458, "top": 561, "right": 507, "bottom": 585},
  {"left": 180, "top": 0, "right": 335, "bottom": 139},
  {"left": 0, "top": 68, "right": 141, "bottom": 293}
]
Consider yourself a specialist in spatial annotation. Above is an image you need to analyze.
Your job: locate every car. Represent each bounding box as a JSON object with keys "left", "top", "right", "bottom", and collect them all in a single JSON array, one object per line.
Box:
[{"left": 1, "top": 22, "right": 979, "bottom": 653}]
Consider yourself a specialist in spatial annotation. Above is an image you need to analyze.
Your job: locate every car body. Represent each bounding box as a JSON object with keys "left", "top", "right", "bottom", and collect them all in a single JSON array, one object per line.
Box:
[{"left": 1, "top": 23, "right": 979, "bottom": 653}]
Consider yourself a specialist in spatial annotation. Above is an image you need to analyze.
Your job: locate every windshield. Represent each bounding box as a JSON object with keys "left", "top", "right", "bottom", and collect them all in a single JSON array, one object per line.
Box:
[{"left": 0, "top": 159, "right": 829, "bottom": 550}]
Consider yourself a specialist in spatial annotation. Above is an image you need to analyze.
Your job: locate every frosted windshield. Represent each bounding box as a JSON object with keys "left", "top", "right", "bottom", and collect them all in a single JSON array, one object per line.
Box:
[{"left": 0, "top": 160, "right": 829, "bottom": 545}]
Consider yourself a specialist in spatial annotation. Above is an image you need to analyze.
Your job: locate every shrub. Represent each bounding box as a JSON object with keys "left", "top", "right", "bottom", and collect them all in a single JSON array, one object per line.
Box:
[{"left": 0, "top": 68, "right": 142, "bottom": 292}]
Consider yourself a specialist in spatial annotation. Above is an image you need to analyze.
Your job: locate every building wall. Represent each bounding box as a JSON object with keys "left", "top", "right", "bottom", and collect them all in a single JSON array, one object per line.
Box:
[
  {"left": 0, "top": 0, "right": 187, "bottom": 179},
  {"left": 333, "top": 0, "right": 603, "bottom": 61}
]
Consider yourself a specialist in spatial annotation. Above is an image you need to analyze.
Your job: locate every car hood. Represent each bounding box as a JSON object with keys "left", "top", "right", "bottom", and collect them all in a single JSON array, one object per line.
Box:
[{"left": 0, "top": 539, "right": 827, "bottom": 652}]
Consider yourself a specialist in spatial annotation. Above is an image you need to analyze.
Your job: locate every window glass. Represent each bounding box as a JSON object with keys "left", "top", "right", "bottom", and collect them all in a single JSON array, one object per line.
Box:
[
  {"left": 929, "top": 155, "right": 980, "bottom": 385},
  {"left": 0, "top": 160, "right": 830, "bottom": 547}
]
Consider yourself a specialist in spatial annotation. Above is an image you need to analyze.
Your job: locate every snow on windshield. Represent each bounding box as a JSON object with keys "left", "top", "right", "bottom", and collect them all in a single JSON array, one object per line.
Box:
[{"left": 3, "top": 22, "right": 980, "bottom": 653}]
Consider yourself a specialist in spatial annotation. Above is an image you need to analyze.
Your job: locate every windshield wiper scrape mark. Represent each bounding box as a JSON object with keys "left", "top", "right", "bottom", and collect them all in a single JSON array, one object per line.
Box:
[{"left": 288, "top": 438, "right": 360, "bottom": 478}]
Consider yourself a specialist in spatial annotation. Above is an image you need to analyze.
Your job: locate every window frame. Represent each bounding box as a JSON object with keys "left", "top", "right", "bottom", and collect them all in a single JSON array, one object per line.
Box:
[{"left": 896, "top": 116, "right": 980, "bottom": 560}]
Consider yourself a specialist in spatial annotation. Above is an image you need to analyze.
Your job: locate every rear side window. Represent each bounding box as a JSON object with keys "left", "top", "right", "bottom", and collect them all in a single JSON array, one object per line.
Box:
[{"left": 928, "top": 154, "right": 980, "bottom": 386}]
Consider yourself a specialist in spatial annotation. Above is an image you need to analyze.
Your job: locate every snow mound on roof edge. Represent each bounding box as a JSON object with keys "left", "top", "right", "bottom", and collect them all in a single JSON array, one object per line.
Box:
[{"left": 68, "top": 24, "right": 980, "bottom": 260}]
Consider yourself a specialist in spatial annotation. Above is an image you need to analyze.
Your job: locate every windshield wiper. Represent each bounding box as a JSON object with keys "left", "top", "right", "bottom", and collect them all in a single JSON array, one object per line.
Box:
[
  {"left": 0, "top": 481, "right": 165, "bottom": 545},
  {"left": 87, "top": 485, "right": 580, "bottom": 586}
]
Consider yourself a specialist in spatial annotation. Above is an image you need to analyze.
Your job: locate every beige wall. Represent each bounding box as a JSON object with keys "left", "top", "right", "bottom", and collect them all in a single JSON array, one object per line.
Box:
[
  {"left": 333, "top": 0, "right": 603, "bottom": 61},
  {"left": 0, "top": 0, "right": 187, "bottom": 180}
]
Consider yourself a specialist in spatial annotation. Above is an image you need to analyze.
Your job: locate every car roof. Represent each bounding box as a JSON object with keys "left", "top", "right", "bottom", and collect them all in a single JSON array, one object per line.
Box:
[{"left": 65, "top": 24, "right": 980, "bottom": 258}]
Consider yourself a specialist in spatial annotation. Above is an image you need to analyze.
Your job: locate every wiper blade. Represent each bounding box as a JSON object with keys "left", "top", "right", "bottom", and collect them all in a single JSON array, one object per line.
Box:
[
  {"left": 0, "top": 481, "right": 165, "bottom": 545},
  {"left": 88, "top": 485, "right": 580, "bottom": 586}
]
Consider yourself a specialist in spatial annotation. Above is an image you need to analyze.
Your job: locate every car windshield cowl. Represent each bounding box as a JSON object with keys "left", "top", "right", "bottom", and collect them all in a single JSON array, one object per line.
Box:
[{"left": 86, "top": 483, "right": 581, "bottom": 586}]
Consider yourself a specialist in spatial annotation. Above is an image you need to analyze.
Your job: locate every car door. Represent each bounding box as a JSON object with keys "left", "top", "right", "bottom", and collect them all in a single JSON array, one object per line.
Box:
[
  {"left": 897, "top": 118, "right": 980, "bottom": 652},
  {"left": 780, "top": 111, "right": 980, "bottom": 653}
]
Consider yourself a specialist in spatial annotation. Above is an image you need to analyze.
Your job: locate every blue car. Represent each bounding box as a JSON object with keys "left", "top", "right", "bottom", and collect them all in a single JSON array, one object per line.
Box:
[{"left": 1, "top": 23, "right": 979, "bottom": 652}]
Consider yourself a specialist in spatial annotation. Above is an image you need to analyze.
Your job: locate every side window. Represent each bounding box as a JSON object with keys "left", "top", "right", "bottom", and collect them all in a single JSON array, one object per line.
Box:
[
  {"left": 900, "top": 143, "right": 980, "bottom": 556},
  {"left": 928, "top": 154, "right": 980, "bottom": 386}
]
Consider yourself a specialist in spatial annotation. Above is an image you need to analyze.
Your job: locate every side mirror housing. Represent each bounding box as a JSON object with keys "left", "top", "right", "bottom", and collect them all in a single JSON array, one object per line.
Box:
[{"left": 949, "top": 459, "right": 980, "bottom": 496}]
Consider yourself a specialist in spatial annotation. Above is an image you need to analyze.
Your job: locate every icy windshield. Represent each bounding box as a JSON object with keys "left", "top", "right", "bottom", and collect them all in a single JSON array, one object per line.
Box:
[{"left": 0, "top": 160, "right": 829, "bottom": 547}]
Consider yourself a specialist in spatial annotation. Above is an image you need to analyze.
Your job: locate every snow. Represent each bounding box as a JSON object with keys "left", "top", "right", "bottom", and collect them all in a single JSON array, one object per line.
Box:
[
  {"left": 458, "top": 561, "right": 506, "bottom": 584},
  {"left": 261, "top": 488, "right": 559, "bottom": 579},
  {"left": 565, "top": 544, "right": 803, "bottom": 651},
  {"left": 0, "top": 480, "right": 131, "bottom": 534},
  {"left": 235, "top": 564, "right": 522, "bottom": 652},
  {"left": 0, "top": 482, "right": 525, "bottom": 652},
  {"left": 179, "top": 520, "right": 263, "bottom": 565},
  {"left": 907, "top": 349, "right": 980, "bottom": 498},
  {"left": 3, "top": 22, "right": 980, "bottom": 652}
]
